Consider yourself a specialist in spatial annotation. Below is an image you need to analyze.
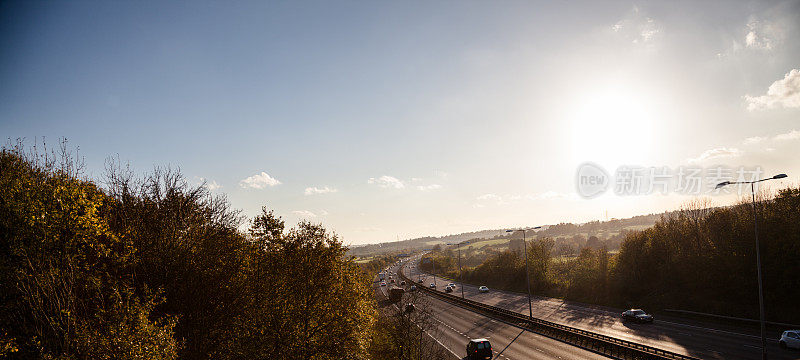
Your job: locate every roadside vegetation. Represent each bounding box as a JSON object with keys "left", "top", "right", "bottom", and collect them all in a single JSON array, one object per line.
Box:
[
  {"left": 422, "top": 194, "right": 800, "bottom": 324},
  {"left": 0, "top": 142, "right": 381, "bottom": 359}
]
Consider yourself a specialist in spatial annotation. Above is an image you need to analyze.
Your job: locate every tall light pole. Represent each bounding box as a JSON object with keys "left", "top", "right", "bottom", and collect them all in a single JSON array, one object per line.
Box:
[
  {"left": 448, "top": 241, "right": 469, "bottom": 299},
  {"left": 432, "top": 254, "right": 436, "bottom": 289},
  {"left": 458, "top": 241, "right": 465, "bottom": 299},
  {"left": 506, "top": 226, "right": 542, "bottom": 319},
  {"left": 716, "top": 173, "right": 787, "bottom": 360}
]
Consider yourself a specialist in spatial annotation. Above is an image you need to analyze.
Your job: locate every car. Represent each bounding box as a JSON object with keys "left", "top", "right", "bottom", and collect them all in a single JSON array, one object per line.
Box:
[
  {"left": 478, "top": 286, "right": 489, "bottom": 293},
  {"left": 448, "top": 283, "right": 455, "bottom": 288},
  {"left": 445, "top": 286, "right": 453, "bottom": 293},
  {"left": 404, "top": 303, "right": 415, "bottom": 313},
  {"left": 622, "top": 309, "right": 654, "bottom": 323},
  {"left": 380, "top": 281, "right": 386, "bottom": 286},
  {"left": 780, "top": 330, "right": 800, "bottom": 349},
  {"left": 430, "top": 283, "right": 436, "bottom": 288},
  {"left": 400, "top": 280, "right": 406, "bottom": 286},
  {"left": 389, "top": 279, "right": 395, "bottom": 283},
  {"left": 466, "top": 338, "right": 493, "bottom": 360},
  {"left": 417, "top": 279, "right": 424, "bottom": 283},
  {"left": 409, "top": 285, "right": 417, "bottom": 291}
]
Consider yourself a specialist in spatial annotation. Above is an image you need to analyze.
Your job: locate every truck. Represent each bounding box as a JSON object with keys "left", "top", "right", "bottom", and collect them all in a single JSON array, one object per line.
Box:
[{"left": 388, "top": 286, "right": 404, "bottom": 303}]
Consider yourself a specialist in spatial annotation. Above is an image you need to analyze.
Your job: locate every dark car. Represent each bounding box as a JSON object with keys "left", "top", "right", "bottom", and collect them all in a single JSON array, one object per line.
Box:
[
  {"left": 400, "top": 281, "right": 406, "bottom": 286},
  {"left": 466, "top": 338, "right": 492, "bottom": 360},
  {"left": 622, "top": 309, "right": 654, "bottom": 323},
  {"left": 445, "top": 285, "right": 453, "bottom": 293},
  {"left": 404, "top": 303, "right": 415, "bottom": 313}
]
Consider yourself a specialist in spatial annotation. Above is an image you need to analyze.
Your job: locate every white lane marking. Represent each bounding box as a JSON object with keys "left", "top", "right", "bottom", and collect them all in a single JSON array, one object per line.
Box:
[{"left": 421, "top": 328, "right": 460, "bottom": 359}]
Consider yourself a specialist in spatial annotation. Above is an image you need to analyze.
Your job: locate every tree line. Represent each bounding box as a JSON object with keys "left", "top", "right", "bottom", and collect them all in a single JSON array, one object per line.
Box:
[
  {"left": 421, "top": 191, "right": 800, "bottom": 323},
  {"left": 0, "top": 143, "right": 379, "bottom": 359}
]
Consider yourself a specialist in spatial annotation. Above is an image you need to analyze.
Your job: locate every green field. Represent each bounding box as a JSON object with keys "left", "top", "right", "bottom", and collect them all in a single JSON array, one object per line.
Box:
[{"left": 463, "top": 238, "right": 509, "bottom": 249}]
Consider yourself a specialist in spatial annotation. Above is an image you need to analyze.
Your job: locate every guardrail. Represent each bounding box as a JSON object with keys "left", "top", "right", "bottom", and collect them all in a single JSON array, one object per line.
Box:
[
  {"left": 663, "top": 308, "right": 800, "bottom": 329},
  {"left": 399, "top": 263, "right": 699, "bottom": 360}
]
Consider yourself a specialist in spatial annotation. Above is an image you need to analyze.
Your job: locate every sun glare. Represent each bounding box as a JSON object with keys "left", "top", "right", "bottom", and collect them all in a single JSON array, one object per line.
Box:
[{"left": 568, "top": 84, "right": 657, "bottom": 167}]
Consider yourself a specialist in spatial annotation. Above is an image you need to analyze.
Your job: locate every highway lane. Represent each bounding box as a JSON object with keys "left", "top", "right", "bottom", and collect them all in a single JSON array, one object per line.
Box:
[
  {"left": 430, "top": 294, "right": 609, "bottom": 360},
  {"left": 380, "top": 261, "right": 609, "bottom": 360},
  {"left": 404, "top": 260, "right": 800, "bottom": 360},
  {"left": 374, "top": 266, "right": 460, "bottom": 360}
]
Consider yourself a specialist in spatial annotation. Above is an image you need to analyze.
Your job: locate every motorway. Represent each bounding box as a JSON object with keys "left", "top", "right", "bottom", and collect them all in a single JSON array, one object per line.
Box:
[
  {"left": 378, "top": 261, "right": 608, "bottom": 360},
  {"left": 401, "top": 257, "right": 800, "bottom": 360}
]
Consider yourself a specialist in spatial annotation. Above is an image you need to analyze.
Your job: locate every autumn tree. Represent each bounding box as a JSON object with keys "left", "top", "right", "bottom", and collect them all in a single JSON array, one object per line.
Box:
[{"left": 0, "top": 142, "right": 179, "bottom": 359}]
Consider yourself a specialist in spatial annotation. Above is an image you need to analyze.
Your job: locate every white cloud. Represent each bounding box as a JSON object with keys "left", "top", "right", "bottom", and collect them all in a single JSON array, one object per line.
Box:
[
  {"left": 774, "top": 129, "right": 800, "bottom": 141},
  {"left": 475, "top": 193, "right": 509, "bottom": 206},
  {"left": 292, "top": 210, "right": 316, "bottom": 218},
  {"left": 411, "top": 177, "right": 423, "bottom": 183},
  {"left": 196, "top": 177, "right": 222, "bottom": 191},
  {"left": 639, "top": 18, "right": 660, "bottom": 42},
  {"left": 239, "top": 172, "right": 281, "bottom": 189},
  {"left": 304, "top": 186, "right": 338, "bottom": 195},
  {"left": 526, "top": 191, "right": 579, "bottom": 201},
  {"left": 417, "top": 184, "right": 442, "bottom": 191},
  {"left": 743, "top": 130, "right": 800, "bottom": 145},
  {"left": 527, "top": 191, "right": 560, "bottom": 200},
  {"left": 367, "top": 175, "right": 405, "bottom": 189},
  {"left": 476, "top": 193, "right": 502, "bottom": 201},
  {"left": 474, "top": 191, "right": 577, "bottom": 206},
  {"left": 205, "top": 180, "right": 222, "bottom": 191},
  {"left": 744, "top": 69, "right": 800, "bottom": 111},
  {"left": 744, "top": 136, "right": 766, "bottom": 144},
  {"left": 688, "top": 147, "right": 742, "bottom": 163},
  {"left": 611, "top": 8, "right": 661, "bottom": 45},
  {"left": 319, "top": 209, "right": 329, "bottom": 216},
  {"left": 744, "top": 19, "right": 781, "bottom": 50}
]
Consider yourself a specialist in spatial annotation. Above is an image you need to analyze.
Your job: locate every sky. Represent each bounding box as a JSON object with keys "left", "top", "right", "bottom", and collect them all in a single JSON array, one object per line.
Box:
[{"left": 1, "top": 0, "right": 799, "bottom": 245}]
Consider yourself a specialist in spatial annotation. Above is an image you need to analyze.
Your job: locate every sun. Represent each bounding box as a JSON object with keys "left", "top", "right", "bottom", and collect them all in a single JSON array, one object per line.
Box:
[{"left": 567, "top": 84, "right": 658, "bottom": 167}]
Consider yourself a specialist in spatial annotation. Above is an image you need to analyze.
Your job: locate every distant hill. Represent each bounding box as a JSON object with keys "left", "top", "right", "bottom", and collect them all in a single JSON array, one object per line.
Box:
[
  {"left": 348, "top": 210, "right": 682, "bottom": 258},
  {"left": 347, "top": 229, "right": 507, "bottom": 257}
]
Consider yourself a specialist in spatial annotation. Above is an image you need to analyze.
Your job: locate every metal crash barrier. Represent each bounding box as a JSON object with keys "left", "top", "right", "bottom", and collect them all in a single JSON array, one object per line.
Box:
[{"left": 398, "top": 263, "right": 700, "bottom": 360}]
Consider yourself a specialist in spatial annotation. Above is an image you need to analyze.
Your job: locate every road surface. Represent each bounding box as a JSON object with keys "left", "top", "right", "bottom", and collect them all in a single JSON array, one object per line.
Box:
[
  {"left": 379, "top": 261, "right": 609, "bottom": 360},
  {"left": 403, "top": 257, "right": 800, "bottom": 360}
]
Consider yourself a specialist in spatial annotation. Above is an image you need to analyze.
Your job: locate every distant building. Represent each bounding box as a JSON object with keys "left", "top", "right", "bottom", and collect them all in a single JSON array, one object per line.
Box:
[{"left": 509, "top": 239, "right": 525, "bottom": 254}]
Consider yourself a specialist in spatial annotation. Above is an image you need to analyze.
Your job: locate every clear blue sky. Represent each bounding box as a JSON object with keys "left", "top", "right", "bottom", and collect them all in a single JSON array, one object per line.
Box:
[{"left": 2, "top": 0, "right": 799, "bottom": 245}]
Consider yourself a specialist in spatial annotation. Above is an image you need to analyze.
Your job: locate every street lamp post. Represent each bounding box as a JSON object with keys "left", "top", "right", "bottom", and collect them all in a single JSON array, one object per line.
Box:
[
  {"left": 458, "top": 242, "right": 465, "bottom": 299},
  {"left": 506, "top": 226, "right": 542, "bottom": 319},
  {"left": 432, "top": 255, "right": 436, "bottom": 289},
  {"left": 716, "top": 173, "right": 787, "bottom": 360},
  {"left": 447, "top": 241, "right": 469, "bottom": 299}
]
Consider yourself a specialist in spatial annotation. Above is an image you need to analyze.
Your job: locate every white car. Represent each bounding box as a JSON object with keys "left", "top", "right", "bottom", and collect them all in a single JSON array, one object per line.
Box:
[
  {"left": 478, "top": 286, "right": 489, "bottom": 293},
  {"left": 780, "top": 330, "right": 800, "bottom": 350}
]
